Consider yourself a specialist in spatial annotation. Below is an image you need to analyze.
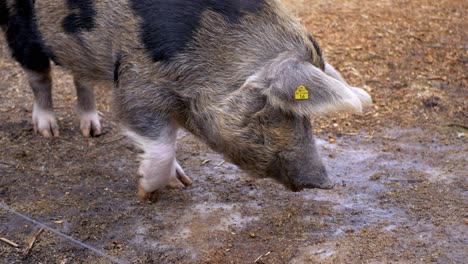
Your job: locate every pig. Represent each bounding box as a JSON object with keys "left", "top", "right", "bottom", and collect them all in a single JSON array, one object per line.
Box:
[{"left": 1, "top": 0, "right": 372, "bottom": 201}]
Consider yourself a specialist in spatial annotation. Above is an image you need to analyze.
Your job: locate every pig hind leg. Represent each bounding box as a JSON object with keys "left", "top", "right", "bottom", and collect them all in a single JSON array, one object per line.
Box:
[
  {"left": 124, "top": 120, "right": 192, "bottom": 202},
  {"left": 25, "top": 68, "right": 59, "bottom": 137},
  {"left": 74, "top": 79, "right": 102, "bottom": 137},
  {"left": 4, "top": 0, "right": 59, "bottom": 137}
]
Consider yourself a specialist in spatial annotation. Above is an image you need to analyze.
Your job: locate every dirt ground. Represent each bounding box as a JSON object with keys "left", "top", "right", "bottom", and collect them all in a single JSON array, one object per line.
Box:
[{"left": 0, "top": 0, "right": 467, "bottom": 263}]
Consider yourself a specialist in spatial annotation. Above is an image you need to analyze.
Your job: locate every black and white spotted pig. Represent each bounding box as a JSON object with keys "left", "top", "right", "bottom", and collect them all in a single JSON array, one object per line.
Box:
[{"left": 1, "top": 0, "right": 372, "bottom": 201}]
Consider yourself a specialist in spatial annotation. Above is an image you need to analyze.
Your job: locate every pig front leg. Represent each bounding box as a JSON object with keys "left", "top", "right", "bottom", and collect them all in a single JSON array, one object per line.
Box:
[
  {"left": 25, "top": 68, "right": 59, "bottom": 137},
  {"left": 74, "top": 79, "right": 102, "bottom": 137},
  {"left": 114, "top": 57, "right": 192, "bottom": 201},
  {"left": 124, "top": 122, "right": 192, "bottom": 202}
]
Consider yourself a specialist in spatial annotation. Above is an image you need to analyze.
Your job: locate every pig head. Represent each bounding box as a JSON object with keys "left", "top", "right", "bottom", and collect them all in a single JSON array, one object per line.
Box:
[{"left": 181, "top": 51, "right": 371, "bottom": 191}]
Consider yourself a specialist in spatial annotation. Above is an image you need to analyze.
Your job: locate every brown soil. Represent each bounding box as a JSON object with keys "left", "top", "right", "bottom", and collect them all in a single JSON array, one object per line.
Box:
[{"left": 1, "top": 0, "right": 467, "bottom": 263}]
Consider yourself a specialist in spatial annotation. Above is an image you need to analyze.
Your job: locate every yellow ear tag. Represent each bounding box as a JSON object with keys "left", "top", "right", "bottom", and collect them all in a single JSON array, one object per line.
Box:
[{"left": 295, "top": 85, "right": 309, "bottom": 100}]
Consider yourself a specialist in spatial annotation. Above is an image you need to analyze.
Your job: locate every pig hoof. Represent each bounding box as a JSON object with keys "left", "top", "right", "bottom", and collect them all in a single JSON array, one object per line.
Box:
[
  {"left": 80, "top": 111, "right": 102, "bottom": 137},
  {"left": 167, "top": 161, "right": 193, "bottom": 188},
  {"left": 33, "top": 108, "right": 59, "bottom": 138},
  {"left": 167, "top": 178, "right": 185, "bottom": 188},
  {"left": 138, "top": 184, "right": 159, "bottom": 202}
]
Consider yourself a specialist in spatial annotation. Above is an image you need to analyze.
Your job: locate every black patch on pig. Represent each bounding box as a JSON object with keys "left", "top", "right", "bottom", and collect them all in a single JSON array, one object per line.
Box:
[
  {"left": 63, "top": 0, "right": 96, "bottom": 34},
  {"left": 113, "top": 54, "right": 122, "bottom": 83},
  {"left": 47, "top": 51, "right": 61, "bottom": 66},
  {"left": 0, "top": 0, "right": 9, "bottom": 27},
  {"left": 5, "top": 0, "right": 51, "bottom": 71},
  {"left": 308, "top": 35, "right": 322, "bottom": 57},
  {"left": 130, "top": 0, "right": 265, "bottom": 62},
  {"left": 308, "top": 34, "right": 325, "bottom": 70}
]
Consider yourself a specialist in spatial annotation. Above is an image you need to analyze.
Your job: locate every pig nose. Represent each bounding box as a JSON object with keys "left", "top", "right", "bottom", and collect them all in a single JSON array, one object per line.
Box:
[
  {"left": 296, "top": 175, "right": 334, "bottom": 190},
  {"left": 314, "top": 177, "right": 335, "bottom": 189},
  {"left": 302, "top": 177, "right": 334, "bottom": 189}
]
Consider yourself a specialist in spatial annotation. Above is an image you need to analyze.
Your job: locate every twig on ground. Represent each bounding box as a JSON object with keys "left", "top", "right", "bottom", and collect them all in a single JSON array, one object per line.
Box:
[
  {"left": 364, "top": 130, "right": 376, "bottom": 139},
  {"left": 339, "top": 132, "right": 359, "bottom": 136},
  {"left": 0, "top": 237, "right": 19, "bottom": 248},
  {"left": 388, "top": 179, "right": 425, "bottom": 183},
  {"left": 448, "top": 123, "right": 468, "bottom": 130},
  {"left": 99, "top": 136, "right": 126, "bottom": 145},
  {"left": 254, "top": 251, "right": 271, "bottom": 263},
  {"left": 23, "top": 227, "right": 44, "bottom": 255}
]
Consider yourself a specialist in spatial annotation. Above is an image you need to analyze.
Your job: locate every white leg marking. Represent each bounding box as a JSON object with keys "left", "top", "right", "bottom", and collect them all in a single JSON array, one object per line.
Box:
[
  {"left": 32, "top": 103, "right": 59, "bottom": 138},
  {"left": 138, "top": 142, "right": 176, "bottom": 192},
  {"left": 125, "top": 129, "right": 191, "bottom": 194},
  {"left": 79, "top": 110, "right": 102, "bottom": 137}
]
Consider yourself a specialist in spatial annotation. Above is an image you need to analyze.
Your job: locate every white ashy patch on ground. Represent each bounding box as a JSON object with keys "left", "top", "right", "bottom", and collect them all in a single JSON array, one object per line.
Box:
[
  {"left": 290, "top": 242, "right": 337, "bottom": 263},
  {"left": 310, "top": 137, "right": 405, "bottom": 232},
  {"left": 173, "top": 203, "right": 261, "bottom": 239}
]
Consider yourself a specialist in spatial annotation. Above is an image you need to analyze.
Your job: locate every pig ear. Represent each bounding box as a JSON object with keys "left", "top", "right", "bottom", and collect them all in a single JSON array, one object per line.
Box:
[
  {"left": 324, "top": 62, "right": 373, "bottom": 109},
  {"left": 261, "top": 59, "right": 364, "bottom": 116}
]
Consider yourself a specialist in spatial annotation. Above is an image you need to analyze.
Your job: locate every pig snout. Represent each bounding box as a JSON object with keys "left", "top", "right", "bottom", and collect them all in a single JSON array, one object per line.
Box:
[
  {"left": 290, "top": 170, "right": 335, "bottom": 191},
  {"left": 286, "top": 165, "right": 335, "bottom": 192},
  {"left": 269, "top": 150, "right": 335, "bottom": 192}
]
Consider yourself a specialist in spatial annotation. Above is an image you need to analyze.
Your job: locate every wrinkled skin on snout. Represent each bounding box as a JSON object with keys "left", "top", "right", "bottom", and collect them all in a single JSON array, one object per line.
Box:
[
  {"left": 250, "top": 108, "right": 333, "bottom": 191},
  {"left": 266, "top": 117, "right": 333, "bottom": 191}
]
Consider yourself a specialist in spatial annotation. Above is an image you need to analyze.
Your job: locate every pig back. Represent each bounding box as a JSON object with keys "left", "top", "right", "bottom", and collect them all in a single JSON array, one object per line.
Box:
[
  {"left": 33, "top": 0, "right": 139, "bottom": 83},
  {"left": 32, "top": 0, "right": 317, "bottom": 94}
]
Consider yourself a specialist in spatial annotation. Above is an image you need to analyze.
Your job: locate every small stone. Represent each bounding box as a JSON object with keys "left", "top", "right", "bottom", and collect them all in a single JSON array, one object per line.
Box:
[
  {"left": 369, "top": 172, "right": 384, "bottom": 181},
  {"left": 422, "top": 96, "right": 441, "bottom": 108}
]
